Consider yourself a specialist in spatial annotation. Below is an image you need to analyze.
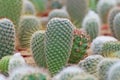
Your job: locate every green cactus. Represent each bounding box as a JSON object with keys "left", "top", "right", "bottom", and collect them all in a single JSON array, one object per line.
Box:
[
  {"left": 0, "top": 53, "right": 26, "bottom": 74},
  {"left": 113, "top": 13, "right": 120, "bottom": 40},
  {"left": 50, "top": 0, "right": 63, "bottom": 9},
  {"left": 0, "top": 18, "right": 15, "bottom": 59},
  {"left": 97, "top": 58, "right": 120, "bottom": 80},
  {"left": 108, "top": 7, "right": 120, "bottom": 37},
  {"left": 0, "top": 0, "right": 23, "bottom": 29},
  {"left": 91, "top": 36, "right": 118, "bottom": 55},
  {"left": 23, "top": 0, "right": 36, "bottom": 15},
  {"left": 101, "top": 41, "right": 120, "bottom": 57},
  {"left": 68, "top": 29, "right": 90, "bottom": 64},
  {"left": 31, "top": 30, "right": 47, "bottom": 68},
  {"left": 48, "top": 9, "right": 69, "bottom": 20},
  {"left": 66, "top": 0, "right": 88, "bottom": 28},
  {"left": 78, "top": 55, "right": 104, "bottom": 76},
  {"left": 29, "top": 0, "right": 47, "bottom": 13},
  {"left": 71, "top": 73, "right": 98, "bottom": 80},
  {"left": 18, "top": 15, "right": 42, "bottom": 49},
  {"left": 45, "top": 18, "right": 74, "bottom": 76},
  {"left": 107, "top": 62, "right": 120, "bottom": 80},
  {"left": 97, "top": 0, "right": 116, "bottom": 24},
  {"left": 82, "top": 11, "right": 101, "bottom": 42},
  {"left": 9, "top": 66, "right": 49, "bottom": 80},
  {"left": 89, "top": 0, "right": 98, "bottom": 11},
  {"left": 53, "top": 66, "right": 84, "bottom": 80}
]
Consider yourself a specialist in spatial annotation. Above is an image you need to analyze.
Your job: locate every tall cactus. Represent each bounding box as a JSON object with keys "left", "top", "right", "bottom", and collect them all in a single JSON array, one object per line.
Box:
[
  {"left": 82, "top": 11, "right": 101, "bottom": 42},
  {"left": 101, "top": 41, "right": 120, "bottom": 57},
  {"left": 97, "top": 0, "right": 117, "bottom": 24},
  {"left": 108, "top": 7, "right": 120, "bottom": 37},
  {"left": 18, "top": 15, "right": 41, "bottom": 49},
  {"left": 91, "top": 36, "right": 118, "bottom": 55},
  {"left": 0, "top": 18, "right": 15, "bottom": 59},
  {"left": 66, "top": 0, "right": 88, "bottom": 28},
  {"left": 23, "top": 0, "right": 36, "bottom": 15},
  {"left": 107, "top": 62, "right": 120, "bottom": 80},
  {"left": 78, "top": 55, "right": 104, "bottom": 76},
  {"left": 97, "top": 58, "right": 120, "bottom": 80},
  {"left": 48, "top": 9, "right": 69, "bottom": 21},
  {"left": 68, "top": 29, "right": 90, "bottom": 64},
  {"left": 31, "top": 30, "right": 47, "bottom": 68},
  {"left": 0, "top": 0, "right": 23, "bottom": 29},
  {"left": 113, "top": 13, "right": 120, "bottom": 40},
  {"left": 45, "top": 18, "right": 74, "bottom": 76}
]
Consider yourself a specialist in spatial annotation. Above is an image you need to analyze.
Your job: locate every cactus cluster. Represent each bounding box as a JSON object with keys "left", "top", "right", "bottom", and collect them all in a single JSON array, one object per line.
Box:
[
  {"left": 45, "top": 18, "right": 74, "bottom": 76},
  {"left": 48, "top": 9, "right": 69, "bottom": 20},
  {"left": 97, "top": 58, "right": 120, "bottom": 80},
  {"left": 0, "top": 18, "right": 15, "bottom": 59},
  {"left": 31, "top": 30, "right": 47, "bottom": 68},
  {"left": 97, "top": 0, "right": 117, "bottom": 24},
  {"left": 68, "top": 29, "right": 90, "bottom": 64},
  {"left": 18, "top": 15, "right": 41, "bottom": 49},
  {"left": 66, "top": 0, "right": 88, "bottom": 28},
  {"left": 82, "top": 10, "right": 101, "bottom": 41},
  {"left": 78, "top": 55, "right": 104, "bottom": 76},
  {"left": 23, "top": 0, "right": 36, "bottom": 15},
  {"left": 91, "top": 36, "right": 118, "bottom": 55}
]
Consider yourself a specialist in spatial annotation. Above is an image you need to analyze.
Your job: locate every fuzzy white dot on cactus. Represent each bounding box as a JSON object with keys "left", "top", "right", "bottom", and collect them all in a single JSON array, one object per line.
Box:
[
  {"left": 53, "top": 66, "right": 85, "bottom": 80},
  {"left": 91, "top": 36, "right": 118, "bottom": 55},
  {"left": 8, "top": 53, "right": 26, "bottom": 73}
]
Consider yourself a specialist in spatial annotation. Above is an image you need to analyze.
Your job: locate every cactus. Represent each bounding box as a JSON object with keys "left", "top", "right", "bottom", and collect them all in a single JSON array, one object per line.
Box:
[
  {"left": 91, "top": 36, "right": 118, "bottom": 55},
  {"left": 78, "top": 55, "right": 104, "bottom": 76},
  {"left": 45, "top": 18, "right": 74, "bottom": 76},
  {"left": 18, "top": 15, "right": 42, "bottom": 49},
  {"left": 71, "top": 73, "right": 98, "bottom": 80},
  {"left": 0, "top": 53, "right": 26, "bottom": 75},
  {"left": 48, "top": 9, "right": 69, "bottom": 20},
  {"left": 31, "top": 30, "right": 47, "bottom": 68},
  {"left": 9, "top": 66, "right": 49, "bottom": 80},
  {"left": 108, "top": 7, "right": 120, "bottom": 37},
  {"left": 51, "top": 0, "right": 63, "bottom": 9},
  {"left": 23, "top": 0, "right": 36, "bottom": 15},
  {"left": 68, "top": 29, "right": 90, "bottom": 64},
  {"left": 97, "top": 58, "right": 120, "bottom": 80},
  {"left": 0, "top": 0, "right": 23, "bottom": 29},
  {"left": 89, "top": 0, "right": 98, "bottom": 11},
  {"left": 107, "top": 62, "right": 120, "bottom": 80},
  {"left": 97, "top": 0, "right": 117, "bottom": 24},
  {"left": 0, "top": 18, "right": 15, "bottom": 59},
  {"left": 82, "top": 10, "right": 101, "bottom": 42},
  {"left": 53, "top": 66, "right": 84, "bottom": 80},
  {"left": 66, "top": 0, "right": 88, "bottom": 28},
  {"left": 101, "top": 41, "right": 120, "bottom": 57},
  {"left": 113, "top": 13, "right": 120, "bottom": 40}
]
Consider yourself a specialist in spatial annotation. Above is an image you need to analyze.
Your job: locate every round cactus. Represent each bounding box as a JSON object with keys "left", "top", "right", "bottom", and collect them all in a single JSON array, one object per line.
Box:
[
  {"left": 82, "top": 10, "right": 101, "bottom": 42},
  {"left": 9, "top": 66, "right": 49, "bottom": 80},
  {"left": 45, "top": 18, "right": 74, "bottom": 76},
  {"left": 18, "top": 15, "right": 42, "bottom": 49},
  {"left": 101, "top": 41, "right": 120, "bottom": 57},
  {"left": 0, "top": 18, "right": 15, "bottom": 59},
  {"left": 68, "top": 29, "right": 90, "bottom": 64},
  {"left": 91, "top": 36, "right": 118, "bottom": 55},
  {"left": 107, "top": 62, "right": 120, "bottom": 80},
  {"left": 0, "top": 0, "right": 23, "bottom": 29},
  {"left": 78, "top": 55, "right": 104, "bottom": 76},
  {"left": 50, "top": 0, "right": 63, "bottom": 9},
  {"left": 97, "top": 0, "right": 117, "bottom": 24},
  {"left": 113, "top": 13, "right": 120, "bottom": 40},
  {"left": 66, "top": 0, "right": 88, "bottom": 28},
  {"left": 31, "top": 30, "right": 47, "bottom": 68},
  {"left": 23, "top": 0, "right": 36, "bottom": 15},
  {"left": 97, "top": 58, "right": 120, "bottom": 80},
  {"left": 108, "top": 7, "right": 120, "bottom": 37},
  {"left": 53, "top": 66, "right": 84, "bottom": 80},
  {"left": 0, "top": 53, "right": 26, "bottom": 75},
  {"left": 48, "top": 9, "right": 69, "bottom": 20}
]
